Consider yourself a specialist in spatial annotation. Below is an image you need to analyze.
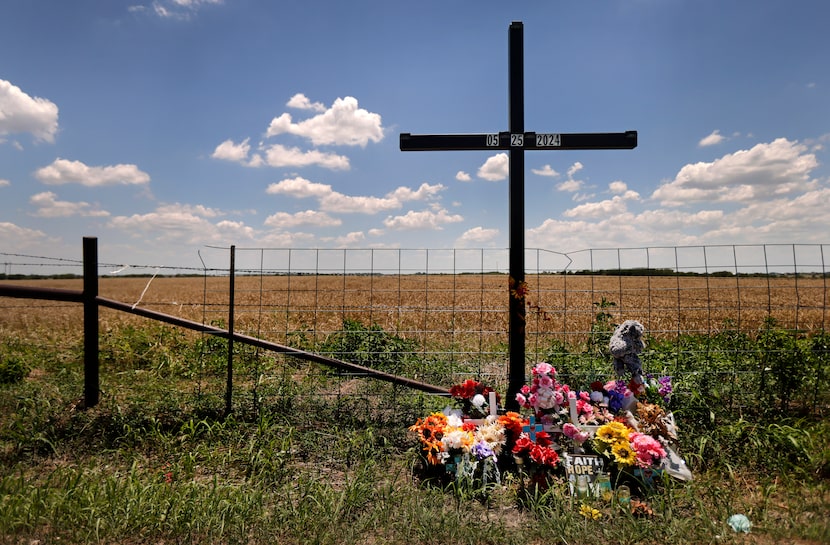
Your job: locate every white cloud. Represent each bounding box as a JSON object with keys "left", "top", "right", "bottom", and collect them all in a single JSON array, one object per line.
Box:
[
  {"left": 270, "top": 178, "right": 398, "bottom": 214},
  {"left": 0, "top": 179, "right": 9, "bottom": 187},
  {"left": 326, "top": 231, "right": 366, "bottom": 247},
  {"left": 527, "top": 178, "right": 830, "bottom": 253},
  {"left": 563, "top": 194, "right": 638, "bottom": 219},
  {"left": 652, "top": 138, "right": 819, "bottom": 207},
  {"left": 212, "top": 138, "right": 252, "bottom": 163},
  {"left": 457, "top": 226, "right": 499, "bottom": 246},
  {"left": 0, "top": 79, "right": 59, "bottom": 143},
  {"left": 555, "top": 161, "right": 586, "bottom": 193},
  {"left": 388, "top": 182, "right": 444, "bottom": 201},
  {"left": 556, "top": 179, "right": 583, "bottom": 192},
  {"left": 698, "top": 130, "right": 725, "bottom": 147},
  {"left": 567, "top": 162, "right": 583, "bottom": 178},
  {"left": 319, "top": 192, "right": 400, "bottom": 214},
  {"left": 263, "top": 210, "right": 341, "bottom": 229},
  {"left": 383, "top": 207, "right": 463, "bottom": 230},
  {"left": 266, "top": 96, "right": 383, "bottom": 147},
  {"left": 286, "top": 93, "right": 326, "bottom": 112},
  {"left": 477, "top": 153, "right": 509, "bottom": 181},
  {"left": 157, "top": 203, "right": 223, "bottom": 218},
  {"left": 456, "top": 171, "right": 472, "bottom": 182},
  {"left": 34, "top": 158, "right": 150, "bottom": 186},
  {"left": 608, "top": 181, "right": 628, "bottom": 194},
  {"left": 0, "top": 221, "right": 48, "bottom": 244},
  {"left": 29, "top": 191, "right": 110, "bottom": 218},
  {"left": 150, "top": 0, "right": 222, "bottom": 19},
  {"left": 108, "top": 202, "right": 255, "bottom": 245},
  {"left": 263, "top": 144, "right": 349, "bottom": 170},
  {"left": 266, "top": 177, "right": 444, "bottom": 215},
  {"left": 266, "top": 176, "right": 331, "bottom": 199},
  {"left": 532, "top": 164, "right": 560, "bottom": 177}
]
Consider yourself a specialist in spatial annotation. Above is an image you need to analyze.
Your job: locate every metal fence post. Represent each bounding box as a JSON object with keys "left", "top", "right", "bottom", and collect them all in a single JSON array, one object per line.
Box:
[
  {"left": 225, "top": 245, "right": 235, "bottom": 415},
  {"left": 83, "top": 237, "right": 99, "bottom": 408}
]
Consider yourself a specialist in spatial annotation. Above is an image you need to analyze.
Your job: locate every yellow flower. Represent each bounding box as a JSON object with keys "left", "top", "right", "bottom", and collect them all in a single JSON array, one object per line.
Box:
[
  {"left": 611, "top": 442, "right": 637, "bottom": 466},
  {"left": 595, "top": 421, "right": 630, "bottom": 444},
  {"left": 579, "top": 504, "right": 602, "bottom": 520}
]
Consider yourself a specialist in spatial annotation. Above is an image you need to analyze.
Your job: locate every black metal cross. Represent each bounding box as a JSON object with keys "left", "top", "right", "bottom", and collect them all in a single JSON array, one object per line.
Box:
[{"left": 400, "top": 21, "right": 637, "bottom": 411}]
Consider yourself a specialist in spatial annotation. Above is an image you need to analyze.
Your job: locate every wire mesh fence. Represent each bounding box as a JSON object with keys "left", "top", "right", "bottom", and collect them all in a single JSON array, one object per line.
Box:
[{"left": 1, "top": 243, "right": 828, "bottom": 421}]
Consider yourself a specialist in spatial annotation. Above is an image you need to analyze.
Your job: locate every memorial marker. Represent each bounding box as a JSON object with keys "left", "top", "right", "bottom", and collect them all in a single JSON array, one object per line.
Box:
[{"left": 400, "top": 21, "right": 637, "bottom": 411}]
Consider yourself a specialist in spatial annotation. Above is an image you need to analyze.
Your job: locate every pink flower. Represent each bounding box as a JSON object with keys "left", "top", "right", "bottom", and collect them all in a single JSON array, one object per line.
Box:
[
  {"left": 563, "top": 423, "right": 591, "bottom": 444},
  {"left": 534, "top": 362, "right": 554, "bottom": 376},
  {"left": 629, "top": 432, "right": 666, "bottom": 468},
  {"left": 538, "top": 376, "right": 553, "bottom": 389},
  {"left": 516, "top": 393, "right": 527, "bottom": 407},
  {"left": 576, "top": 399, "right": 593, "bottom": 416}
]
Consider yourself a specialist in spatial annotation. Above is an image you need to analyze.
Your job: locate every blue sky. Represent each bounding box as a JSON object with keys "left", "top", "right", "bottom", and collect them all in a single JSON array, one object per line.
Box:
[{"left": 1, "top": 0, "right": 828, "bottom": 272}]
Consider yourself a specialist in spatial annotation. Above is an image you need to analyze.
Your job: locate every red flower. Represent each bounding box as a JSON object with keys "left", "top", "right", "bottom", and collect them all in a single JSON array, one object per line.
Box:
[
  {"left": 535, "top": 430, "right": 553, "bottom": 447},
  {"left": 512, "top": 435, "right": 534, "bottom": 455},
  {"left": 529, "top": 445, "right": 560, "bottom": 468},
  {"left": 450, "top": 379, "right": 479, "bottom": 399},
  {"left": 628, "top": 379, "right": 646, "bottom": 397}
]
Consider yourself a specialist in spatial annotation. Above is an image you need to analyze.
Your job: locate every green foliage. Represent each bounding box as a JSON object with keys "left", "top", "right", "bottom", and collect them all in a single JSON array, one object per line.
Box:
[
  {"left": 587, "top": 297, "right": 617, "bottom": 357},
  {"left": 0, "top": 353, "right": 28, "bottom": 384},
  {"left": 319, "top": 318, "right": 425, "bottom": 376},
  {"left": 0, "top": 317, "right": 829, "bottom": 544}
]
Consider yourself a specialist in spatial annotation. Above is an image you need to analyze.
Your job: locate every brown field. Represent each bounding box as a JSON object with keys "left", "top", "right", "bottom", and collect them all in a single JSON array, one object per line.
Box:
[{"left": 1, "top": 274, "right": 827, "bottom": 351}]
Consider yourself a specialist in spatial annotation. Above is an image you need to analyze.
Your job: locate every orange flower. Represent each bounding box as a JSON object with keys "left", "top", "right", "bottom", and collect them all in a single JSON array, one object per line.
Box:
[
  {"left": 498, "top": 411, "right": 526, "bottom": 438},
  {"left": 410, "top": 412, "right": 450, "bottom": 465}
]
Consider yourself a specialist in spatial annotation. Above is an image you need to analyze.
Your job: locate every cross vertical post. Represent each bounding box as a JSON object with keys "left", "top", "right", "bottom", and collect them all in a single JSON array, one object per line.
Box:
[
  {"left": 507, "top": 21, "right": 526, "bottom": 415},
  {"left": 399, "top": 21, "right": 637, "bottom": 411}
]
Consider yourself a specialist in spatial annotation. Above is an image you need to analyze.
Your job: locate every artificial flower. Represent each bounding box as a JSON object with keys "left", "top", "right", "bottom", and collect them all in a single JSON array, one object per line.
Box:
[
  {"left": 629, "top": 432, "right": 666, "bottom": 468},
  {"left": 595, "top": 421, "right": 630, "bottom": 445},
  {"left": 580, "top": 504, "right": 603, "bottom": 520},
  {"left": 563, "top": 422, "right": 591, "bottom": 444},
  {"left": 409, "top": 412, "right": 449, "bottom": 465},
  {"left": 611, "top": 442, "right": 638, "bottom": 466}
]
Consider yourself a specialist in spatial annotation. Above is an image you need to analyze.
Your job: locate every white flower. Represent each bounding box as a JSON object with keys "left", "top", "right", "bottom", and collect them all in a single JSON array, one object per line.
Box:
[
  {"left": 446, "top": 413, "right": 464, "bottom": 428},
  {"left": 472, "top": 394, "right": 486, "bottom": 408},
  {"left": 536, "top": 388, "right": 556, "bottom": 409}
]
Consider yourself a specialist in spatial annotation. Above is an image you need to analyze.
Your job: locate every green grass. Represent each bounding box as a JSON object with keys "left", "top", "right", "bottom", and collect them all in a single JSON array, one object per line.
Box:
[{"left": 0, "top": 322, "right": 828, "bottom": 544}]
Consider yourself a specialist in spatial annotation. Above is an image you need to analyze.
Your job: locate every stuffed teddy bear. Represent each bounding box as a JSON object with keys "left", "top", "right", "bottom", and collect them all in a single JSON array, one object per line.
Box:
[{"left": 609, "top": 319, "right": 645, "bottom": 387}]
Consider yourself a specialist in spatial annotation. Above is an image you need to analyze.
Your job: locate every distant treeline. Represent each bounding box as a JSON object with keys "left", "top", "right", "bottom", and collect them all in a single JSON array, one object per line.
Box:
[
  {"left": 2, "top": 269, "right": 829, "bottom": 280},
  {"left": 566, "top": 268, "right": 829, "bottom": 278},
  {"left": 0, "top": 273, "right": 204, "bottom": 281}
]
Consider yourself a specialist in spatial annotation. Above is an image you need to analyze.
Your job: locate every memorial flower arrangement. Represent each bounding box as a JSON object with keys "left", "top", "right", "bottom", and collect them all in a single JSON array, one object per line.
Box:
[{"left": 409, "top": 321, "right": 691, "bottom": 495}]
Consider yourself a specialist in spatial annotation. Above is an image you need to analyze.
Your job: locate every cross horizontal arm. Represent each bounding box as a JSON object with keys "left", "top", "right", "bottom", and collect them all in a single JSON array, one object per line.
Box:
[
  {"left": 400, "top": 133, "right": 500, "bottom": 151},
  {"left": 555, "top": 131, "right": 637, "bottom": 150},
  {"left": 400, "top": 131, "right": 637, "bottom": 151}
]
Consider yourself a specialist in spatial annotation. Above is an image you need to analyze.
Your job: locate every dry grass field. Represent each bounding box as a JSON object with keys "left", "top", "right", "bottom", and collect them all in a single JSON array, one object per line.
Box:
[{"left": 1, "top": 274, "right": 827, "bottom": 351}]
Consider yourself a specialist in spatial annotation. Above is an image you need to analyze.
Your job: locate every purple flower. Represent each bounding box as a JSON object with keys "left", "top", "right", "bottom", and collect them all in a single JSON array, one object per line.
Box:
[
  {"left": 608, "top": 390, "right": 624, "bottom": 413},
  {"left": 657, "top": 376, "right": 673, "bottom": 400},
  {"left": 472, "top": 441, "right": 496, "bottom": 461}
]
